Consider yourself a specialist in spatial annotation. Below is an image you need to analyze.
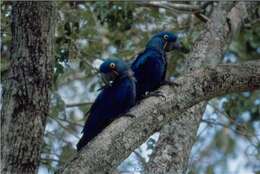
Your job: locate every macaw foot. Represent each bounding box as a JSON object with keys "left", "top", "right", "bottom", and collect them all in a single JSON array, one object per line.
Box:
[
  {"left": 122, "top": 113, "right": 136, "bottom": 118},
  {"left": 143, "top": 90, "right": 166, "bottom": 100},
  {"left": 135, "top": 100, "right": 142, "bottom": 105},
  {"left": 161, "top": 80, "right": 179, "bottom": 87}
]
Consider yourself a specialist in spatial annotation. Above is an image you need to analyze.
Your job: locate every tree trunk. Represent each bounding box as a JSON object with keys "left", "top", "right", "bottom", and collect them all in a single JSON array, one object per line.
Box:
[
  {"left": 1, "top": 2, "right": 54, "bottom": 174},
  {"left": 146, "top": 2, "right": 232, "bottom": 173},
  {"left": 146, "top": 2, "right": 257, "bottom": 174}
]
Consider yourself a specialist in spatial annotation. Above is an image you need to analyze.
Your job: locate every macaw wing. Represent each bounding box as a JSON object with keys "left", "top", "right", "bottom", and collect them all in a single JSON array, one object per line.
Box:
[
  {"left": 131, "top": 51, "right": 149, "bottom": 72},
  {"left": 115, "top": 79, "right": 136, "bottom": 114},
  {"left": 81, "top": 91, "right": 106, "bottom": 133}
]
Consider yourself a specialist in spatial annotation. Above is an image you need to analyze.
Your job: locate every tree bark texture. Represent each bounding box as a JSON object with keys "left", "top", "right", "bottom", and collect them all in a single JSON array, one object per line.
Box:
[
  {"left": 59, "top": 61, "right": 260, "bottom": 174},
  {"left": 146, "top": 2, "right": 235, "bottom": 173},
  {"left": 1, "top": 2, "right": 54, "bottom": 174}
]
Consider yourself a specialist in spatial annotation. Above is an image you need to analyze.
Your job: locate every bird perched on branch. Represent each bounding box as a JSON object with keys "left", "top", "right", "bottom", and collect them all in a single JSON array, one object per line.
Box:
[
  {"left": 77, "top": 59, "right": 136, "bottom": 151},
  {"left": 131, "top": 31, "right": 188, "bottom": 100}
]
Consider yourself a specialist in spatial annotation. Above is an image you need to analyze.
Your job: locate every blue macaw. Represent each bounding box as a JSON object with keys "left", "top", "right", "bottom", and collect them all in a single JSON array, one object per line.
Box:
[
  {"left": 77, "top": 59, "right": 136, "bottom": 151},
  {"left": 131, "top": 31, "right": 184, "bottom": 100}
]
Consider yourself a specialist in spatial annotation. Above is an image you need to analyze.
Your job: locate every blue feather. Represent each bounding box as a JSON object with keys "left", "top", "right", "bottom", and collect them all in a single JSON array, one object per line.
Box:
[
  {"left": 131, "top": 31, "right": 179, "bottom": 100},
  {"left": 77, "top": 59, "right": 136, "bottom": 151}
]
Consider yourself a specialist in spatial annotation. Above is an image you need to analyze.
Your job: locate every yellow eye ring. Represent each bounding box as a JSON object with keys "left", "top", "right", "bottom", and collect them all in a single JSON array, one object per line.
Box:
[
  {"left": 110, "top": 62, "right": 116, "bottom": 69},
  {"left": 163, "top": 34, "right": 169, "bottom": 40}
]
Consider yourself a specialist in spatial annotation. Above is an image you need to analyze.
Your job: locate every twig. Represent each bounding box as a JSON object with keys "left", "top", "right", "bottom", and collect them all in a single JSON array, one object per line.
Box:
[
  {"left": 54, "top": 116, "right": 84, "bottom": 127},
  {"left": 201, "top": 118, "right": 260, "bottom": 151},
  {"left": 192, "top": 2, "right": 214, "bottom": 23},
  {"left": 45, "top": 131, "right": 73, "bottom": 145},
  {"left": 208, "top": 103, "right": 257, "bottom": 135},
  {"left": 193, "top": 12, "right": 210, "bottom": 23},
  {"left": 65, "top": 101, "right": 93, "bottom": 108},
  {"left": 48, "top": 117, "right": 80, "bottom": 139},
  {"left": 41, "top": 151, "right": 61, "bottom": 159},
  {"left": 71, "top": 41, "right": 99, "bottom": 72},
  {"left": 41, "top": 157, "right": 61, "bottom": 163},
  {"left": 58, "top": 71, "right": 87, "bottom": 87},
  {"left": 135, "top": 2, "right": 178, "bottom": 17},
  {"left": 169, "top": 3, "right": 200, "bottom": 11},
  {"left": 208, "top": 103, "right": 260, "bottom": 145}
]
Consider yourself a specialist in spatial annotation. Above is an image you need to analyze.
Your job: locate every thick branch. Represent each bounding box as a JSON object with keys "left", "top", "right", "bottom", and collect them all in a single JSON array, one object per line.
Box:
[
  {"left": 146, "top": 2, "right": 234, "bottom": 173},
  {"left": 58, "top": 61, "right": 260, "bottom": 174},
  {"left": 148, "top": 2, "right": 260, "bottom": 173}
]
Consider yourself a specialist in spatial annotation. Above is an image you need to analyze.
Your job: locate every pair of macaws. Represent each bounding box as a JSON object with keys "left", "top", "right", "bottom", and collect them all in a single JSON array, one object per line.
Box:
[{"left": 77, "top": 32, "right": 187, "bottom": 151}]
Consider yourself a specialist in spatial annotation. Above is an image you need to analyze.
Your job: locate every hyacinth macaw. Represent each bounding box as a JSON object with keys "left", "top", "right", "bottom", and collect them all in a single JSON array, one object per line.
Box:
[
  {"left": 77, "top": 58, "right": 136, "bottom": 151},
  {"left": 131, "top": 31, "right": 186, "bottom": 100}
]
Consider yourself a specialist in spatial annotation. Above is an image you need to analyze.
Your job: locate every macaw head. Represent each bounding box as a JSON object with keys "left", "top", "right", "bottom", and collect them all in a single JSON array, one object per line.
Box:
[
  {"left": 99, "top": 58, "right": 130, "bottom": 85},
  {"left": 146, "top": 31, "right": 187, "bottom": 52}
]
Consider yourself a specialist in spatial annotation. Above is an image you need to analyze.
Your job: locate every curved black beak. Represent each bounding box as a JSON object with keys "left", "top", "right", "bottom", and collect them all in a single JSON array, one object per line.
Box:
[
  {"left": 100, "top": 71, "right": 118, "bottom": 86},
  {"left": 165, "top": 40, "right": 181, "bottom": 52}
]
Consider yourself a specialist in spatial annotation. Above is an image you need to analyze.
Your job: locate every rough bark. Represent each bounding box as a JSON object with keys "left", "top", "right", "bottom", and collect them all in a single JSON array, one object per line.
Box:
[
  {"left": 146, "top": 2, "right": 232, "bottom": 173},
  {"left": 58, "top": 61, "right": 260, "bottom": 174},
  {"left": 146, "top": 2, "right": 259, "bottom": 173},
  {"left": 1, "top": 2, "right": 54, "bottom": 174}
]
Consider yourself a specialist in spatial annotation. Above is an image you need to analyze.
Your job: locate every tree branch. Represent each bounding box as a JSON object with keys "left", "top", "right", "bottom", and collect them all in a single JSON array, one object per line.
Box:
[
  {"left": 146, "top": 2, "right": 234, "bottom": 173},
  {"left": 65, "top": 102, "right": 93, "bottom": 108},
  {"left": 135, "top": 2, "right": 178, "bottom": 17},
  {"left": 58, "top": 61, "right": 260, "bottom": 174},
  {"left": 48, "top": 117, "right": 81, "bottom": 139}
]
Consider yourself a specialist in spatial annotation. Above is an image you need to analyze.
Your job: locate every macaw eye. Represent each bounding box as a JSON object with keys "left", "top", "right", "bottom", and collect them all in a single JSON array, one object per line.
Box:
[
  {"left": 163, "top": 34, "right": 169, "bottom": 40},
  {"left": 109, "top": 62, "right": 116, "bottom": 69}
]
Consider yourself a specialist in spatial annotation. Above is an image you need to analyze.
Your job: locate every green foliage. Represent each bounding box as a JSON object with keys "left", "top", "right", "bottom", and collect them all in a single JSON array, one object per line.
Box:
[
  {"left": 94, "top": 2, "right": 135, "bottom": 31},
  {"left": 214, "top": 130, "right": 235, "bottom": 155},
  {"left": 1, "top": 3, "right": 11, "bottom": 73},
  {"left": 58, "top": 144, "right": 76, "bottom": 168},
  {"left": 223, "top": 91, "right": 260, "bottom": 135},
  {"left": 229, "top": 21, "right": 260, "bottom": 61}
]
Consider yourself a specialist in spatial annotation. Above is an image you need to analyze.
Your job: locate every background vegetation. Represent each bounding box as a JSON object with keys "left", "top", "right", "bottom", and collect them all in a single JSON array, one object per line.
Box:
[{"left": 1, "top": 2, "right": 259, "bottom": 174}]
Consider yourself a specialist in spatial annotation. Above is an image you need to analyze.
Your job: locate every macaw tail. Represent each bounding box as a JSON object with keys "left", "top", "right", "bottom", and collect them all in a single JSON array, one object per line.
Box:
[{"left": 76, "top": 134, "right": 91, "bottom": 151}]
